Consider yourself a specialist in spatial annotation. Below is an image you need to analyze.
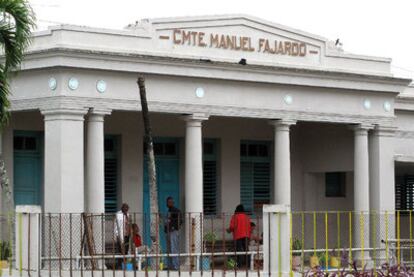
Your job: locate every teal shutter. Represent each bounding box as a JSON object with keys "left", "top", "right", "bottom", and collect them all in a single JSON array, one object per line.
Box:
[
  {"left": 203, "top": 140, "right": 219, "bottom": 215},
  {"left": 240, "top": 162, "right": 254, "bottom": 213},
  {"left": 104, "top": 136, "right": 119, "bottom": 213},
  {"left": 253, "top": 162, "right": 271, "bottom": 206},
  {"left": 240, "top": 141, "right": 271, "bottom": 214}
]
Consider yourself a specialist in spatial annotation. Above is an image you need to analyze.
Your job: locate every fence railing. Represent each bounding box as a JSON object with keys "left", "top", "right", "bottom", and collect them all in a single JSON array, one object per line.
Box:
[
  {"left": 38, "top": 212, "right": 264, "bottom": 274},
  {"left": 287, "top": 210, "right": 414, "bottom": 274},
  {"left": 7, "top": 209, "right": 414, "bottom": 276}
]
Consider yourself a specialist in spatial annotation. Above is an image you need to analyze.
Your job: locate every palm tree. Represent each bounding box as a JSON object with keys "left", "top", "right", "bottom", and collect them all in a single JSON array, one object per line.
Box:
[
  {"left": 0, "top": 0, "right": 35, "bottom": 126},
  {"left": 137, "top": 76, "right": 161, "bottom": 263},
  {"left": 0, "top": 0, "right": 35, "bottom": 202}
]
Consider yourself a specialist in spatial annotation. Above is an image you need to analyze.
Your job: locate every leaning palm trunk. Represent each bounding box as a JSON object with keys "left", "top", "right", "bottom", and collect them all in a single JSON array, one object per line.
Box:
[{"left": 137, "top": 76, "right": 160, "bottom": 268}]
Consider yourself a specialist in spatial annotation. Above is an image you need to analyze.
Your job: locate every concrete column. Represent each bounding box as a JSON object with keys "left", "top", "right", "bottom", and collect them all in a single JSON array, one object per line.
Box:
[
  {"left": 370, "top": 125, "right": 396, "bottom": 261},
  {"left": 86, "top": 109, "right": 111, "bottom": 214},
  {"left": 42, "top": 108, "right": 87, "bottom": 213},
  {"left": 352, "top": 123, "right": 372, "bottom": 262},
  {"left": 263, "top": 204, "right": 291, "bottom": 276},
  {"left": 183, "top": 114, "right": 208, "bottom": 214},
  {"left": 15, "top": 205, "right": 41, "bottom": 273},
  {"left": 182, "top": 113, "right": 208, "bottom": 268},
  {"left": 269, "top": 119, "right": 296, "bottom": 205}
]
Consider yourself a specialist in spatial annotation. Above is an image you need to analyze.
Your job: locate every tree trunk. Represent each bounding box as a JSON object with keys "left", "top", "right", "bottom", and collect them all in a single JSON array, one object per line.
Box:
[{"left": 137, "top": 76, "right": 160, "bottom": 250}]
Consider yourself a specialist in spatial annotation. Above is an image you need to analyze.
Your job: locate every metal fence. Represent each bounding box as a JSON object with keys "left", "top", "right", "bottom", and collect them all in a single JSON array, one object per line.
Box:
[
  {"left": 0, "top": 213, "right": 14, "bottom": 277},
  {"left": 9, "top": 209, "right": 414, "bottom": 276},
  {"left": 39, "top": 212, "right": 264, "bottom": 274},
  {"left": 289, "top": 211, "right": 414, "bottom": 274}
]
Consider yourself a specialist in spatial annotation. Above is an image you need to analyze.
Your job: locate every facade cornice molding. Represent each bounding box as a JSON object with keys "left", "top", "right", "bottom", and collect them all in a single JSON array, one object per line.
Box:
[
  {"left": 395, "top": 130, "right": 414, "bottom": 139},
  {"left": 18, "top": 47, "right": 411, "bottom": 94},
  {"left": 11, "top": 96, "right": 395, "bottom": 126},
  {"left": 395, "top": 96, "right": 414, "bottom": 111},
  {"left": 372, "top": 125, "right": 397, "bottom": 137},
  {"left": 41, "top": 107, "right": 88, "bottom": 121}
]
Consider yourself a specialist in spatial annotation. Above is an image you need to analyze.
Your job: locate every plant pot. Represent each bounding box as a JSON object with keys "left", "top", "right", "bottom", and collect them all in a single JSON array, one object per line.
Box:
[
  {"left": 0, "top": 260, "right": 9, "bottom": 269},
  {"left": 310, "top": 255, "right": 319, "bottom": 268},
  {"left": 330, "top": 256, "right": 340, "bottom": 268},
  {"left": 292, "top": 256, "right": 301, "bottom": 270}
]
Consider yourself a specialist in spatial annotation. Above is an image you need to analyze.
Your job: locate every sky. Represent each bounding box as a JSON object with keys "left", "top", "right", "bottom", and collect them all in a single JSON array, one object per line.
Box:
[{"left": 29, "top": 0, "right": 414, "bottom": 80}]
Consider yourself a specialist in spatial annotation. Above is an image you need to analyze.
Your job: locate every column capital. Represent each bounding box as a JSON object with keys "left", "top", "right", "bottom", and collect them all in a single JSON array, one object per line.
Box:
[
  {"left": 269, "top": 119, "right": 296, "bottom": 130},
  {"left": 41, "top": 107, "right": 88, "bottom": 122},
  {"left": 372, "top": 125, "right": 397, "bottom": 137},
  {"left": 87, "top": 108, "right": 112, "bottom": 122},
  {"left": 350, "top": 123, "right": 374, "bottom": 135},
  {"left": 182, "top": 113, "right": 209, "bottom": 127}
]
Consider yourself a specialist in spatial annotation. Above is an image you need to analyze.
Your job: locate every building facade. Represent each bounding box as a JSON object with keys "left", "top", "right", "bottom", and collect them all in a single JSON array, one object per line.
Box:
[{"left": 1, "top": 14, "right": 413, "bottom": 220}]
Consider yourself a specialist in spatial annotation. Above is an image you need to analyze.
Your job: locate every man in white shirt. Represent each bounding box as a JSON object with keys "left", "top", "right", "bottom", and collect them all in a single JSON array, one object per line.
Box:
[{"left": 114, "top": 203, "right": 130, "bottom": 268}]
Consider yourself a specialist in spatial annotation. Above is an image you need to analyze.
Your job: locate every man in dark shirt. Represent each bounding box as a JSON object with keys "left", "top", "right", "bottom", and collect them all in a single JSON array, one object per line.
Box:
[{"left": 165, "top": 196, "right": 182, "bottom": 270}]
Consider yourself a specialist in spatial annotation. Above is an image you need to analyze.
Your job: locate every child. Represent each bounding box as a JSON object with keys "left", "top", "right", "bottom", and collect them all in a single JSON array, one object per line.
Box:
[{"left": 132, "top": 224, "right": 142, "bottom": 248}]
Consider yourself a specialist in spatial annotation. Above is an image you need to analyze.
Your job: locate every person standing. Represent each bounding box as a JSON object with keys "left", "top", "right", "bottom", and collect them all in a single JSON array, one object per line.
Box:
[
  {"left": 227, "top": 204, "right": 251, "bottom": 268},
  {"left": 114, "top": 203, "right": 130, "bottom": 268},
  {"left": 165, "top": 196, "right": 182, "bottom": 270}
]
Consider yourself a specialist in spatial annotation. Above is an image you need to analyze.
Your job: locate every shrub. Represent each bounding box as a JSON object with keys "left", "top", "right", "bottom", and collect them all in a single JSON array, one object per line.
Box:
[{"left": 0, "top": 241, "right": 11, "bottom": 260}]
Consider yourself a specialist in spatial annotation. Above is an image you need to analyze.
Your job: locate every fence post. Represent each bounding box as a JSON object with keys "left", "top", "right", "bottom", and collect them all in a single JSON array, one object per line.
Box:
[
  {"left": 263, "top": 204, "right": 290, "bottom": 277},
  {"left": 15, "top": 205, "right": 41, "bottom": 275}
]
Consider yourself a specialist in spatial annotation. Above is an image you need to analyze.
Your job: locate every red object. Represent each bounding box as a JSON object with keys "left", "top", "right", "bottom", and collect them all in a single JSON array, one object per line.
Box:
[
  {"left": 228, "top": 213, "right": 251, "bottom": 240},
  {"left": 133, "top": 234, "right": 142, "bottom": 247}
]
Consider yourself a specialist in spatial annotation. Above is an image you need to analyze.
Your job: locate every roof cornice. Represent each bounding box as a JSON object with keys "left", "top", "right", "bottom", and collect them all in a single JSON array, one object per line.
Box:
[{"left": 18, "top": 46, "right": 411, "bottom": 94}]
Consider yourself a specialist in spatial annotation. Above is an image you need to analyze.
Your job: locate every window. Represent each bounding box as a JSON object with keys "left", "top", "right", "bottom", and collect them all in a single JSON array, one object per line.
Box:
[
  {"left": 14, "top": 136, "right": 38, "bottom": 151},
  {"left": 203, "top": 140, "right": 219, "bottom": 215},
  {"left": 240, "top": 141, "right": 271, "bottom": 214},
  {"left": 325, "top": 172, "right": 346, "bottom": 197},
  {"left": 144, "top": 142, "right": 177, "bottom": 156},
  {"left": 105, "top": 136, "right": 119, "bottom": 213},
  {"left": 396, "top": 175, "right": 414, "bottom": 210}
]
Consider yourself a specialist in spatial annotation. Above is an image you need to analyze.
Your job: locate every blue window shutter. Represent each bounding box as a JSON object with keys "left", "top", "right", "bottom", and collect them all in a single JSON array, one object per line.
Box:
[
  {"left": 203, "top": 140, "right": 219, "bottom": 215},
  {"left": 105, "top": 136, "right": 118, "bottom": 213},
  {"left": 240, "top": 141, "right": 271, "bottom": 214}
]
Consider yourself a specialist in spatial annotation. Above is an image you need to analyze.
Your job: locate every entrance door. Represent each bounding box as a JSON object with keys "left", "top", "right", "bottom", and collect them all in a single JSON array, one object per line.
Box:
[
  {"left": 143, "top": 138, "right": 180, "bottom": 250},
  {"left": 13, "top": 131, "right": 43, "bottom": 206}
]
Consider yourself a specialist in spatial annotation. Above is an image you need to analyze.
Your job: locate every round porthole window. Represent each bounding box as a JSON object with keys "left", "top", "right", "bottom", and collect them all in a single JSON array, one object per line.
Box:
[
  {"left": 284, "top": 94, "right": 293, "bottom": 105},
  {"left": 68, "top": 77, "right": 79, "bottom": 90},
  {"left": 48, "top": 78, "right": 57, "bottom": 91},
  {"left": 384, "top": 101, "right": 391, "bottom": 112},
  {"left": 195, "top": 87, "right": 205, "bottom": 98},
  {"left": 96, "top": 80, "right": 107, "bottom": 93},
  {"left": 363, "top": 99, "right": 371, "bottom": 110}
]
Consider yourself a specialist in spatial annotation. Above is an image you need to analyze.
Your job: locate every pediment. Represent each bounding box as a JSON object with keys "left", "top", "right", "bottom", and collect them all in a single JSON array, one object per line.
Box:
[{"left": 144, "top": 15, "right": 331, "bottom": 66}]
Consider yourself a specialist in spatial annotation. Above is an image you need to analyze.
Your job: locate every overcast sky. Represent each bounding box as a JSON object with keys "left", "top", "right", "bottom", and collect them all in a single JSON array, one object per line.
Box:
[{"left": 29, "top": 0, "right": 414, "bottom": 80}]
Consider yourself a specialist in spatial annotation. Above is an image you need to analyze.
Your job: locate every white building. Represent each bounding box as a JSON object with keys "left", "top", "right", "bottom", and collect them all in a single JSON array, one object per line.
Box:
[{"left": 2, "top": 13, "right": 414, "bottom": 248}]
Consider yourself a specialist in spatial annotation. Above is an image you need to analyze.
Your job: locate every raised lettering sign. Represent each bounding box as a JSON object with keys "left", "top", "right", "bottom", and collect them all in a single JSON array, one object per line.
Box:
[{"left": 169, "top": 29, "right": 307, "bottom": 57}]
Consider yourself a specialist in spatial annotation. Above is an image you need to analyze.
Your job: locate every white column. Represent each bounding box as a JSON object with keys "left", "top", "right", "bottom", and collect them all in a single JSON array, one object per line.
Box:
[
  {"left": 352, "top": 123, "right": 372, "bottom": 262},
  {"left": 270, "top": 119, "right": 296, "bottom": 206},
  {"left": 353, "top": 124, "right": 371, "bottom": 212},
  {"left": 183, "top": 113, "right": 208, "bottom": 267},
  {"left": 86, "top": 109, "right": 111, "bottom": 214},
  {"left": 183, "top": 114, "right": 208, "bottom": 214},
  {"left": 370, "top": 125, "right": 396, "bottom": 261},
  {"left": 42, "top": 108, "right": 87, "bottom": 213}
]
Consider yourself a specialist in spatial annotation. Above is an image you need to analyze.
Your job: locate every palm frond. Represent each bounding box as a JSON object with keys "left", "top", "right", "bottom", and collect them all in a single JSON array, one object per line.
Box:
[
  {"left": 0, "top": 64, "right": 10, "bottom": 128},
  {"left": 0, "top": 0, "right": 35, "bottom": 128},
  {"left": 0, "top": 0, "right": 36, "bottom": 70}
]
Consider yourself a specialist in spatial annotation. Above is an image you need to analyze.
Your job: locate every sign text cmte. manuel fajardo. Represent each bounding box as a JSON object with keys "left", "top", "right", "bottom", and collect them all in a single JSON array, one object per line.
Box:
[{"left": 170, "top": 29, "right": 307, "bottom": 57}]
